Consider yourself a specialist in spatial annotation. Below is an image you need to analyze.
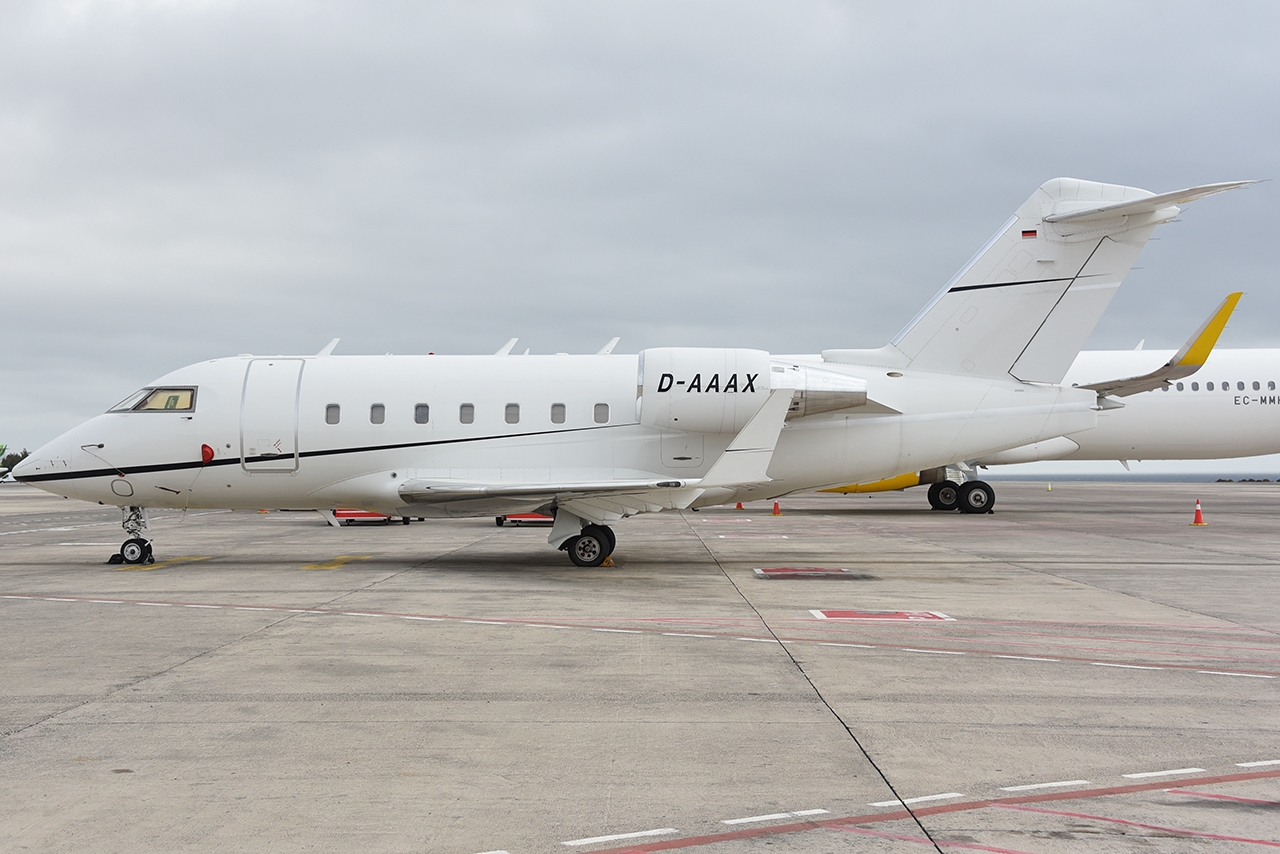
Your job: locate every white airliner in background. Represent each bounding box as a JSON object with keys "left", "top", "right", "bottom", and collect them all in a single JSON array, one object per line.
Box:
[
  {"left": 14, "top": 177, "right": 1253, "bottom": 565},
  {"left": 834, "top": 293, "right": 1280, "bottom": 509}
]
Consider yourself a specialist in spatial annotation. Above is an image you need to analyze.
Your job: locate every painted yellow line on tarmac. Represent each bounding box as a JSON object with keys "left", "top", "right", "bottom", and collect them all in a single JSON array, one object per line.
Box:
[
  {"left": 115, "top": 556, "right": 213, "bottom": 571},
  {"left": 300, "top": 555, "right": 372, "bottom": 570}
]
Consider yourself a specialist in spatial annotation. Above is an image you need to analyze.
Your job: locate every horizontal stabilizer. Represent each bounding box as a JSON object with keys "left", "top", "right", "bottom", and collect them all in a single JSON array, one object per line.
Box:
[
  {"left": 1044, "top": 181, "right": 1258, "bottom": 223},
  {"left": 1081, "top": 292, "right": 1241, "bottom": 397}
]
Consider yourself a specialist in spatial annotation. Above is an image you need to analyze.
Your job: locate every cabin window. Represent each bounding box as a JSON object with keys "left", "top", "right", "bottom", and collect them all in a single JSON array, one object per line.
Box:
[
  {"left": 1271, "top": 382, "right": 1276, "bottom": 391},
  {"left": 551, "top": 403, "right": 566, "bottom": 424},
  {"left": 1221, "top": 381, "right": 1228, "bottom": 390},
  {"left": 110, "top": 387, "right": 197, "bottom": 412},
  {"left": 460, "top": 403, "right": 475, "bottom": 424},
  {"left": 325, "top": 404, "right": 340, "bottom": 425},
  {"left": 1238, "top": 381, "right": 1246, "bottom": 391},
  {"left": 415, "top": 404, "right": 430, "bottom": 424},
  {"left": 1207, "top": 382, "right": 1214, "bottom": 391},
  {"left": 594, "top": 403, "right": 610, "bottom": 424},
  {"left": 1161, "top": 385, "right": 1169, "bottom": 392},
  {"left": 370, "top": 404, "right": 385, "bottom": 424},
  {"left": 1253, "top": 382, "right": 1261, "bottom": 391},
  {"left": 505, "top": 403, "right": 520, "bottom": 424},
  {"left": 1176, "top": 382, "right": 1184, "bottom": 391}
]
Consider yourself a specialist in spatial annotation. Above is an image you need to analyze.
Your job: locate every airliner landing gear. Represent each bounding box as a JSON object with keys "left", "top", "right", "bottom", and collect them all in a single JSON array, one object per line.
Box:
[
  {"left": 107, "top": 505, "right": 153, "bottom": 565},
  {"left": 565, "top": 524, "right": 616, "bottom": 567},
  {"left": 957, "top": 481, "right": 995, "bottom": 514},
  {"left": 928, "top": 481, "right": 961, "bottom": 511}
]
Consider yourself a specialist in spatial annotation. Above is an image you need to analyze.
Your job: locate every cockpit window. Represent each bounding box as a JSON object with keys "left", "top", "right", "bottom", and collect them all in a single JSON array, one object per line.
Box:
[{"left": 108, "top": 387, "right": 197, "bottom": 412}]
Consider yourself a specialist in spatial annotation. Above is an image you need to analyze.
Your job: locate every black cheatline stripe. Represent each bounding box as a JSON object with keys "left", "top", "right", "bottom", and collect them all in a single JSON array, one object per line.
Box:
[
  {"left": 15, "top": 424, "right": 619, "bottom": 484},
  {"left": 947, "top": 276, "right": 1073, "bottom": 294}
]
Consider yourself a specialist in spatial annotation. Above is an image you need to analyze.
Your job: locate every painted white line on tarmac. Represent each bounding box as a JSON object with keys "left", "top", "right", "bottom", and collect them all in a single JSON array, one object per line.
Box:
[
  {"left": 868, "top": 792, "right": 963, "bottom": 807},
  {"left": 992, "top": 655, "right": 1059, "bottom": 662},
  {"left": 475, "top": 850, "right": 511, "bottom": 854},
  {"left": 1122, "top": 768, "right": 1205, "bottom": 779},
  {"left": 136, "top": 602, "right": 171, "bottom": 607},
  {"left": 738, "top": 637, "right": 780, "bottom": 643},
  {"left": 593, "top": 628, "right": 641, "bottom": 634},
  {"left": 46, "top": 598, "right": 78, "bottom": 601},
  {"left": 234, "top": 606, "right": 273, "bottom": 611},
  {"left": 562, "top": 827, "right": 677, "bottom": 846},
  {"left": 722, "top": 808, "right": 829, "bottom": 825},
  {"left": 1091, "top": 662, "right": 1162, "bottom": 670},
  {"left": 402, "top": 616, "right": 443, "bottom": 621},
  {"left": 999, "top": 780, "right": 1090, "bottom": 792},
  {"left": 902, "top": 648, "right": 964, "bottom": 655},
  {"left": 1237, "top": 760, "right": 1280, "bottom": 767},
  {"left": 462, "top": 620, "right": 508, "bottom": 625},
  {"left": 183, "top": 604, "right": 221, "bottom": 609},
  {"left": 663, "top": 632, "right": 716, "bottom": 638},
  {"left": 526, "top": 624, "right": 571, "bottom": 629},
  {"left": 819, "top": 642, "right": 874, "bottom": 649},
  {"left": 1199, "top": 670, "right": 1274, "bottom": 679},
  {"left": 87, "top": 600, "right": 123, "bottom": 604}
]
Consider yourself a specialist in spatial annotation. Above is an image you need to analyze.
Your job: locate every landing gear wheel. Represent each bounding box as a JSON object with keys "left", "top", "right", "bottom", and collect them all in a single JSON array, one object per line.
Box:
[
  {"left": 929, "top": 481, "right": 961, "bottom": 511},
  {"left": 120, "top": 538, "right": 152, "bottom": 565},
  {"left": 587, "top": 524, "right": 616, "bottom": 557},
  {"left": 495, "top": 516, "right": 505, "bottom": 527},
  {"left": 566, "top": 530, "right": 609, "bottom": 567},
  {"left": 958, "top": 481, "right": 995, "bottom": 514}
]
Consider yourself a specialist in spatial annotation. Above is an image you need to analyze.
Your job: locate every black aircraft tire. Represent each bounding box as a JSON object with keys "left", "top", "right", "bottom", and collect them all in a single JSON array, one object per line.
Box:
[
  {"left": 958, "top": 481, "right": 995, "bottom": 514},
  {"left": 120, "top": 538, "right": 150, "bottom": 565},
  {"left": 929, "top": 481, "right": 961, "bottom": 512},
  {"left": 584, "top": 524, "right": 616, "bottom": 557},
  {"left": 567, "top": 532, "right": 608, "bottom": 567}
]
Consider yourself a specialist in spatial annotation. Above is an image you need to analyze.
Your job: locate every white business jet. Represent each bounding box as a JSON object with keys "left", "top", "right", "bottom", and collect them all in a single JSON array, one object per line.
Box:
[{"left": 14, "top": 178, "right": 1252, "bottom": 565}]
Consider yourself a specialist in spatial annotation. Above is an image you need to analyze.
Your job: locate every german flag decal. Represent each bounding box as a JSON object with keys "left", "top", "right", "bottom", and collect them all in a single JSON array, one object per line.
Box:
[{"left": 1021, "top": 229, "right": 1037, "bottom": 239}]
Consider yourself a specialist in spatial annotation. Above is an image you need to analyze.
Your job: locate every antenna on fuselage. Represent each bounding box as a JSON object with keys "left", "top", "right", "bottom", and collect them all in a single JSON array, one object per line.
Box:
[
  {"left": 316, "top": 338, "right": 340, "bottom": 357},
  {"left": 596, "top": 337, "right": 620, "bottom": 355},
  {"left": 495, "top": 338, "right": 518, "bottom": 356}
]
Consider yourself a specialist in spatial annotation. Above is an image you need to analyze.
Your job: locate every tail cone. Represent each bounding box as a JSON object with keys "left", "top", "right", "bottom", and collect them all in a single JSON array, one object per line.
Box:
[{"left": 1191, "top": 499, "right": 1207, "bottom": 526}]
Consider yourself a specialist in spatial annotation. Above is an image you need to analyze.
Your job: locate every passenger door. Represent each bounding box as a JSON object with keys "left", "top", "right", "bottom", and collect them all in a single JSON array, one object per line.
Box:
[{"left": 241, "top": 359, "right": 304, "bottom": 473}]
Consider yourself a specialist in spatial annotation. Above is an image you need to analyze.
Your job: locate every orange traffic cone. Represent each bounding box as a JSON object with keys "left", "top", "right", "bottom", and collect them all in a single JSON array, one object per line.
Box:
[
  {"left": 735, "top": 502, "right": 744, "bottom": 510},
  {"left": 1190, "top": 499, "right": 1207, "bottom": 526},
  {"left": 771, "top": 501, "right": 782, "bottom": 516}
]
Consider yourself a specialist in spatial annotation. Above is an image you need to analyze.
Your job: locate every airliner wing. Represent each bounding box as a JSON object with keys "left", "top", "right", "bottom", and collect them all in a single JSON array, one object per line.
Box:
[{"left": 1081, "top": 292, "right": 1241, "bottom": 397}]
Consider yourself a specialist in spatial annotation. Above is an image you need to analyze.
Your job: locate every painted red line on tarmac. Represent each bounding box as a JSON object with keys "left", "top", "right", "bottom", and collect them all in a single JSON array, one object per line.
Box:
[
  {"left": 997, "top": 803, "right": 1280, "bottom": 847},
  {"left": 586, "top": 769, "right": 1280, "bottom": 853},
  {"left": 1166, "top": 789, "right": 1280, "bottom": 806},
  {"left": 835, "top": 825, "right": 1039, "bottom": 854}
]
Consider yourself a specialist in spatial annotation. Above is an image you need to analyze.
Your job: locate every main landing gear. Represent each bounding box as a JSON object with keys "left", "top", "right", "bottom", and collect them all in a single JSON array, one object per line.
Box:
[
  {"left": 563, "top": 524, "right": 617, "bottom": 567},
  {"left": 107, "top": 505, "right": 154, "bottom": 565},
  {"left": 927, "top": 480, "right": 995, "bottom": 514}
]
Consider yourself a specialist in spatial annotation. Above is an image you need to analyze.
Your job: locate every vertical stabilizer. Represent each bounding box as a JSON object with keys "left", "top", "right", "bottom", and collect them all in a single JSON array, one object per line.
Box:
[{"left": 882, "top": 178, "right": 1251, "bottom": 383}]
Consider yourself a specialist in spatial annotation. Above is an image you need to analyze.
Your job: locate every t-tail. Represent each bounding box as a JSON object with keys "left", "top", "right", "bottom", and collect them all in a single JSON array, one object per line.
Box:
[{"left": 824, "top": 178, "right": 1255, "bottom": 381}]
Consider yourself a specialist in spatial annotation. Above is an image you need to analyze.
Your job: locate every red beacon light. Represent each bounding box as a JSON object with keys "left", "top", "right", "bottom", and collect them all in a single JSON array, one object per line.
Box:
[{"left": 201, "top": 444, "right": 215, "bottom": 464}]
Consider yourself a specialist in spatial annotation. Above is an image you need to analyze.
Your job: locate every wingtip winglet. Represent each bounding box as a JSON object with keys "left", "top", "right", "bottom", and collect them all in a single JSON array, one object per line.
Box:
[{"left": 1175, "top": 291, "right": 1242, "bottom": 368}]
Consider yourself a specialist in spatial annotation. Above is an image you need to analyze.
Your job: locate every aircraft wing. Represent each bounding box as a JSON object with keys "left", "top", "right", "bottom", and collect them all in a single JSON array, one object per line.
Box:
[
  {"left": 398, "top": 390, "right": 796, "bottom": 523},
  {"left": 1080, "top": 292, "right": 1241, "bottom": 397}
]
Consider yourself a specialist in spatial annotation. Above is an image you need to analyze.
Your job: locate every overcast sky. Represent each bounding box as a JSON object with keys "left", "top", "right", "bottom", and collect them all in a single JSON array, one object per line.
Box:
[{"left": 3, "top": 1, "right": 1278, "bottom": 473}]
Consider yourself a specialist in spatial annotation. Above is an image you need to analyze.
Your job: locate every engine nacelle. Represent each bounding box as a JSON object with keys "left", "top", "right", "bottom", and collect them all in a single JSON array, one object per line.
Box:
[{"left": 637, "top": 348, "right": 772, "bottom": 433}]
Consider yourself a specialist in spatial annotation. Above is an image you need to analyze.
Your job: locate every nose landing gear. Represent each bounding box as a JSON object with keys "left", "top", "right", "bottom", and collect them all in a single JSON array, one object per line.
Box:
[{"left": 107, "top": 506, "right": 154, "bottom": 565}]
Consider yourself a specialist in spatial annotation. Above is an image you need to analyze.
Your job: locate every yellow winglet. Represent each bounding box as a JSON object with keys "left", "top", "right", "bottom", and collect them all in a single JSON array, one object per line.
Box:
[{"left": 1174, "top": 291, "right": 1241, "bottom": 368}]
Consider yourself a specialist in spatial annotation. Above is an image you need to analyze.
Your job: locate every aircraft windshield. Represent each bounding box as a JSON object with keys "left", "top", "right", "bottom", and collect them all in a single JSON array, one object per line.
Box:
[{"left": 108, "top": 387, "right": 197, "bottom": 412}]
